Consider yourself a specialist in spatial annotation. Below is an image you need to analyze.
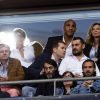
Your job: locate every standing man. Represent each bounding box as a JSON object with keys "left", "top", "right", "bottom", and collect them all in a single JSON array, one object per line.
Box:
[
  {"left": 43, "top": 19, "right": 76, "bottom": 56},
  {"left": 58, "top": 37, "right": 100, "bottom": 77}
]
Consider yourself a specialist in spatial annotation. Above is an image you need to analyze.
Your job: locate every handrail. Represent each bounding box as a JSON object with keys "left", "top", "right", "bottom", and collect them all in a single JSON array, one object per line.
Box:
[
  {"left": 0, "top": 76, "right": 100, "bottom": 85},
  {"left": 0, "top": 76, "right": 100, "bottom": 96}
]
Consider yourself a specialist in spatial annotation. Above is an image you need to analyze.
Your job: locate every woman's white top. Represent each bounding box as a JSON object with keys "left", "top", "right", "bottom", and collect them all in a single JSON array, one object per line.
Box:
[{"left": 89, "top": 47, "right": 97, "bottom": 59}]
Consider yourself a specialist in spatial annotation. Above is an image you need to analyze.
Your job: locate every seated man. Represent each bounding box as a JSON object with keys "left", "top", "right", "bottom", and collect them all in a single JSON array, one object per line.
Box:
[
  {"left": 0, "top": 43, "right": 25, "bottom": 97},
  {"left": 22, "top": 59, "right": 63, "bottom": 97},
  {"left": 35, "top": 59, "right": 63, "bottom": 96},
  {"left": 71, "top": 59, "right": 100, "bottom": 94}
]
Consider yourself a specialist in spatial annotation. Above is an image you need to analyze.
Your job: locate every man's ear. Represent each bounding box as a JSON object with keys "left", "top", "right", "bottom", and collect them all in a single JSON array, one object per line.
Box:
[
  {"left": 53, "top": 48, "right": 56, "bottom": 53},
  {"left": 82, "top": 44, "right": 85, "bottom": 49}
]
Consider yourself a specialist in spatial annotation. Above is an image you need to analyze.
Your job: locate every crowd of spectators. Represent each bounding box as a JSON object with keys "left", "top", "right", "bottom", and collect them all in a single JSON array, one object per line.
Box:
[{"left": 0, "top": 19, "right": 100, "bottom": 98}]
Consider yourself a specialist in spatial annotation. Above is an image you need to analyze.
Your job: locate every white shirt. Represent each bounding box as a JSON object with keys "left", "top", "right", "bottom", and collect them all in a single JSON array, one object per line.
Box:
[
  {"left": 51, "top": 54, "right": 61, "bottom": 66},
  {"left": 10, "top": 45, "right": 35, "bottom": 68},
  {"left": 89, "top": 47, "right": 97, "bottom": 59},
  {"left": 65, "top": 42, "right": 72, "bottom": 57},
  {"left": 58, "top": 55, "right": 100, "bottom": 76},
  {"left": 63, "top": 36, "right": 72, "bottom": 57}
]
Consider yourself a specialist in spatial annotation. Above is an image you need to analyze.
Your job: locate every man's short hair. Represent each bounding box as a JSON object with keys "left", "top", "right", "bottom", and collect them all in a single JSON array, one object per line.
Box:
[
  {"left": 73, "top": 37, "right": 85, "bottom": 44},
  {"left": 64, "top": 19, "right": 76, "bottom": 28},
  {"left": 51, "top": 40, "right": 65, "bottom": 53},
  {"left": 52, "top": 40, "right": 65, "bottom": 49},
  {"left": 13, "top": 28, "right": 26, "bottom": 39}
]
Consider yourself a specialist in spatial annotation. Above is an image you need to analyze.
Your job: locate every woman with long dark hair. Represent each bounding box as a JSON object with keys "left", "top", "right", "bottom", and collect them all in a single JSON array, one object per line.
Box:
[{"left": 62, "top": 71, "right": 77, "bottom": 95}]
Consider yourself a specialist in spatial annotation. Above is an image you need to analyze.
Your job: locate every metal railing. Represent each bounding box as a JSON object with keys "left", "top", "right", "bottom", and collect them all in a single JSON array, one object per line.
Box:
[{"left": 0, "top": 76, "right": 100, "bottom": 96}]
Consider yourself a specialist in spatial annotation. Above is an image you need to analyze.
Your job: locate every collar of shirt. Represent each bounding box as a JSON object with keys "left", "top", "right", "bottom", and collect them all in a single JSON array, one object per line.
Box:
[
  {"left": 51, "top": 54, "right": 55, "bottom": 60},
  {"left": 51, "top": 54, "right": 60, "bottom": 66},
  {"left": 63, "top": 36, "right": 72, "bottom": 47},
  {"left": 0, "top": 59, "right": 9, "bottom": 68},
  {"left": 72, "top": 55, "right": 88, "bottom": 61},
  {"left": 63, "top": 36, "right": 65, "bottom": 43},
  {"left": 0, "top": 60, "right": 8, "bottom": 77},
  {"left": 63, "top": 36, "right": 73, "bottom": 56}
]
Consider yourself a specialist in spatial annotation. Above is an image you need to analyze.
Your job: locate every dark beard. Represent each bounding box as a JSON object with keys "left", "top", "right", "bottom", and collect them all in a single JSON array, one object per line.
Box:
[
  {"left": 83, "top": 72, "right": 96, "bottom": 77},
  {"left": 47, "top": 74, "right": 53, "bottom": 79},
  {"left": 73, "top": 51, "right": 82, "bottom": 56}
]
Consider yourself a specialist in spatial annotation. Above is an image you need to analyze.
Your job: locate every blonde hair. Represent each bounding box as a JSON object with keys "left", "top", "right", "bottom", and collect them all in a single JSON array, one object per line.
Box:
[{"left": 86, "top": 22, "right": 100, "bottom": 45}]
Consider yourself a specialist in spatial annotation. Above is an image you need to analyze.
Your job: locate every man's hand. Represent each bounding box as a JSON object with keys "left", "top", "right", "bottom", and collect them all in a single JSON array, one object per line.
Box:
[
  {"left": 74, "top": 73, "right": 82, "bottom": 77},
  {"left": 0, "top": 76, "right": 8, "bottom": 81},
  {"left": 83, "top": 80, "right": 94, "bottom": 88},
  {"left": 40, "top": 68, "right": 44, "bottom": 75}
]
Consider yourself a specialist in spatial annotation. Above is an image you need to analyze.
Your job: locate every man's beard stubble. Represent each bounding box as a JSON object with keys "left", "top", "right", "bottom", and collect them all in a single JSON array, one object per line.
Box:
[{"left": 73, "top": 50, "right": 82, "bottom": 56}]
